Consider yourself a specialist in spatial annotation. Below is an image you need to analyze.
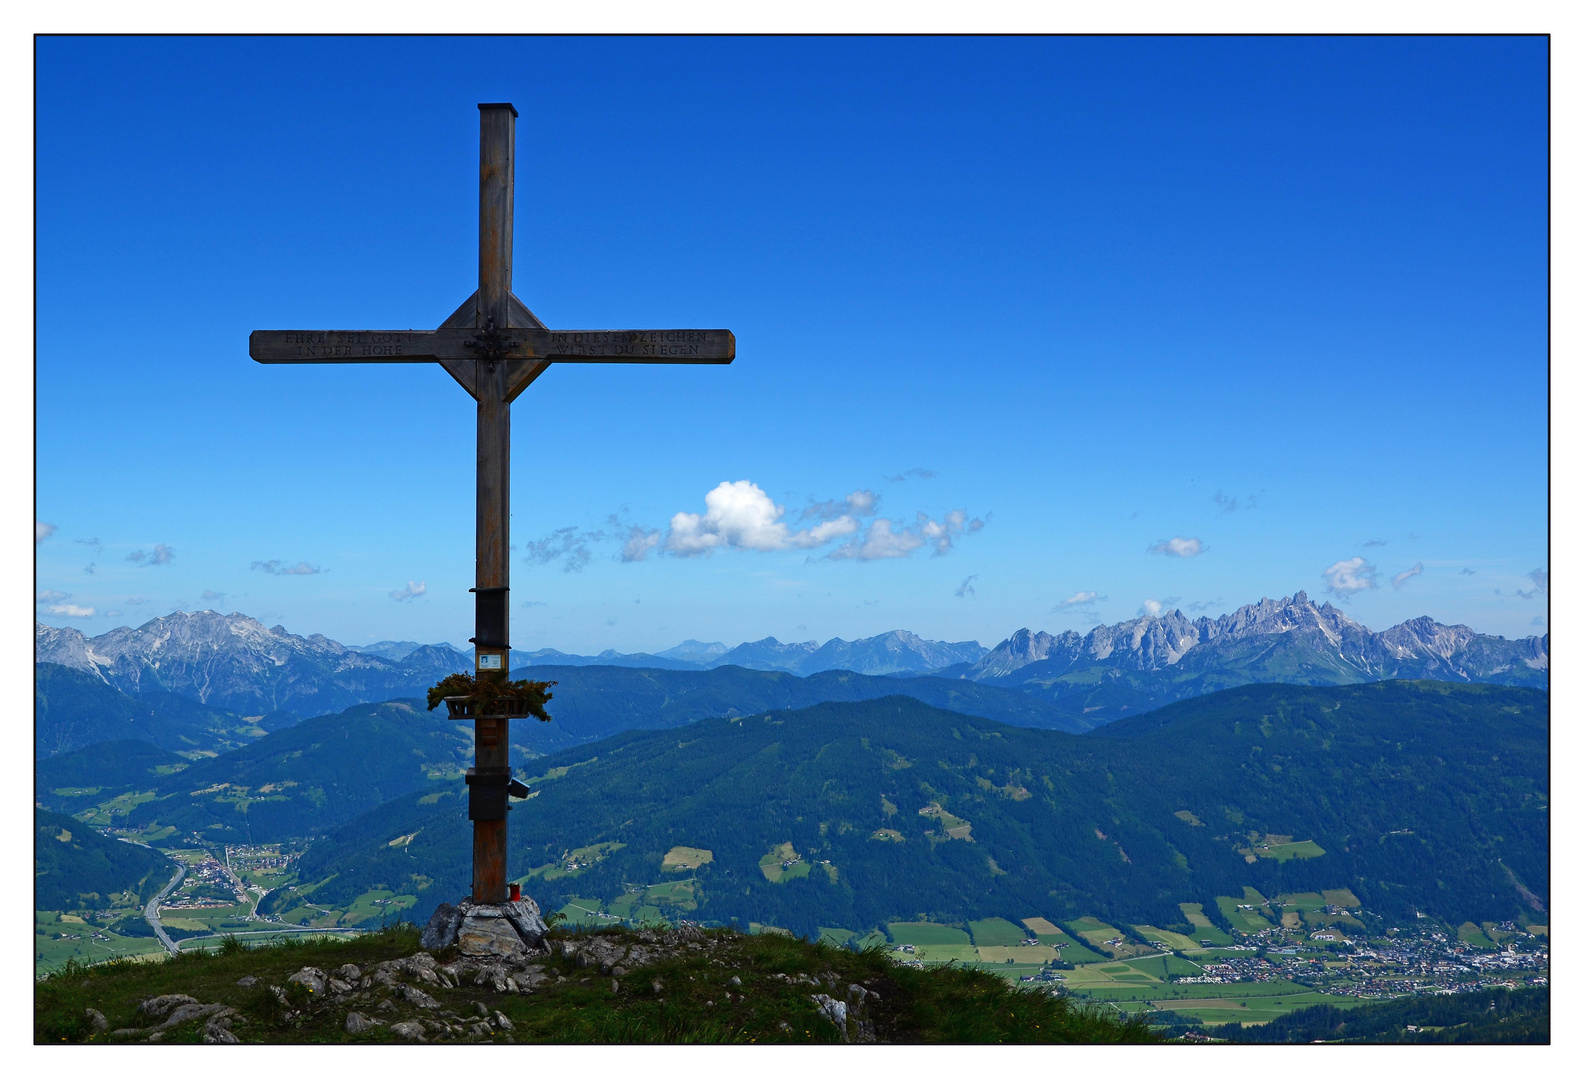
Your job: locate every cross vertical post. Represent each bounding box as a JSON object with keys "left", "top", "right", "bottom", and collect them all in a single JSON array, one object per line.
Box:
[
  {"left": 248, "top": 101, "right": 734, "bottom": 945},
  {"left": 471, "top": 103, "right": 516, "bottom": 906}
]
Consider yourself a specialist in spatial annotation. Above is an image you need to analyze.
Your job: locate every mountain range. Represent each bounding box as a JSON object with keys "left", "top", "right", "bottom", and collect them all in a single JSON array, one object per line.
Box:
[{"left": 36, "top": 594, "right": 1547, "bottom": 736}]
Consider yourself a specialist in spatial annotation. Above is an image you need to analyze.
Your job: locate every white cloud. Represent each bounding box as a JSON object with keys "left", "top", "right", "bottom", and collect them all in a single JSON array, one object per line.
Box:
[
  {"left": 390, "top": 580, "right": 427, "bottom": 602},
  {"left": 1391, "top": 562, "right": 1424, "bottom": 589},
  {"left": 1147, "top": 536, "right": 1205, "bottom": 558},
  {"left": 36, "top": 521, "right": 57, "bottom": 544},
  {"left": 827, "top": 510, "right": 983, "bottom": 562},
  {"left": 251, "top": 559, "right": 321, "bottom": 576},
  {"left": 668, "top": 480, "right": 860, "bottom": 556},
  {"left": 36, "top": 589, "right": 69, "bottom": 604},
  {"left": 1528, "top": 568, "right": 1549, "bottom": 593},
  {"left": 46, "top": 603, "right": 96, "bottom": 618},
  {"left": 201, "top": 589, "right": 226, "bottom": 602},
  {"left": 525, "top": 526, "right": 606, "bottom": 572},
  {"left": 1139, "top": 598, "right": 1164, "bottom": 618},
  {"left": 1323, "top": 556, "right": 1379, "bottom": 596},
  {"left": 1055, "top": 591, "right": 1105, "bottom": 610},
  {"left": 620, "top": 526, "right": 662, "bottom": 563},
  {"left": 800, "top": 490, "right": 878, "bottom": 523},
  {"left": 129, "top": 544, "right": 175, "bottom": 566}
]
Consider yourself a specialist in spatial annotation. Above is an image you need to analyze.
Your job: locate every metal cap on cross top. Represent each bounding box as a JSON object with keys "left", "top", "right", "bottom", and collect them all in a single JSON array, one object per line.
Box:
[{"left": 248, "top": 103, "right": 735, "bottom": 907}]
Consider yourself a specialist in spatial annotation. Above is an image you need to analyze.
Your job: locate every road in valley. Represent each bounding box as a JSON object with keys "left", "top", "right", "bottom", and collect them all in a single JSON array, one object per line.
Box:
[{"left": 143, "top": 863, "right": 186, "bottom": 956}]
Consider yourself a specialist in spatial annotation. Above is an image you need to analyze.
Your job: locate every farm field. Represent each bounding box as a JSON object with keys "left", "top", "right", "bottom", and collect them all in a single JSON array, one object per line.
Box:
[
  {"left": 660, "top": 845, "right": 711, "bottom": 871},
  {"left": 1216, "top": 889, "right": 1276, "bottom": 933},
  {"left": 35, "top": 910, "right": 167, "bottom": 972},
  {"left": 968, "top": 918, "right": 1027, "bottom": 946},
  {"left": 1130, "top": 924, "right": 1200, "bottom": 952},
  {"left": 1177, "top": 902, "right": 1233, "bottom": 945},
  {"left": 1064, "top": 916, "right": 1151, "bottom": 959},
  {"left": 886, "top": 921, "right": 971, "bottom": 946},
  {"left": 758, "top": 842, "right": 811, "bottom": 883}
]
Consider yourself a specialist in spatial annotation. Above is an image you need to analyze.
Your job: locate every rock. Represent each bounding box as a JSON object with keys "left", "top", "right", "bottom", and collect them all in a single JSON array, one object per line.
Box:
[
  {"left": 110, "top": 1028, "right": 144, "bottom": 1040},
  {"left": 811, "top": 994, "right": 849, "bottom": 1039},
  {"left": 652, "top": 979, "right": 665, "bottom": 994},
  {"left": 389, "top": 1020, "right": 427, "bottom": 1041},
  {"left": 137, "top": 994, "right": 199, "bottom": 1021},
  {"left": 493, "top": 1011, "right": 513, "bottom": 1031},
  {"left": 400, "top": 984, "right": 442, "bottom": 1010},
  {"left": 203, "top": 1015, "right": 240, "bottom": 1044},
  {"left": 327, "top": 978, "right": 352, "bottom": 994},
  {"left": 235, "top": 975, "right": 258, "bottom": 988},
  {"left": 160, "top": 1003, "right": 230, "bottom": 1029},
  {"left": 345, "top": 1012, "right": 376, "bottom": 1034},
  {"left": 421, "top": 902, "right": 463, "bottom": 951},
  {"left": 286, "top": 967, "right": 328, "bottom": 995},
  {"left": 470, "top": 1022, "right": 492, "bottom": 1038},
  {"left": 728, "top": 975, "right": 742, "bottom": 987},
  {"left": 458, "top": 913, "right": 529, "bottom": 959},
  {"left": 335, "top": 964, "right": 362, "bottom": 981},
  {"left": 376, "top": 999, "right": 398, "bottom": 1012},
  {"left": 502, "top": 897, "right": 549, "bottom": 948},
  {"left": 84, "top": 1008, "right": 108, "bottom": 1033},
  {"left": 474, "top": 1001, "right": 489, "bottom": 1017}
]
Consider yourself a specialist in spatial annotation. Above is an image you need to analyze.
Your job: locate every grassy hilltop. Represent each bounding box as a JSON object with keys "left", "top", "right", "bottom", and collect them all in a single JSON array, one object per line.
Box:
[{"left": 36, "top": 924, "right": 1155, "bottom": 1045}]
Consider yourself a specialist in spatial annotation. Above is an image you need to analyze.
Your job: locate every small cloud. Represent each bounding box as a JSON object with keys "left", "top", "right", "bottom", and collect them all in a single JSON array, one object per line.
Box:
[
  {"left": 46, "top": 603, "right": 96, "bottom": 618},
  {"left": 251, "top": 559, "right": 322, "bottom": 576},
  {"left": 124, "top": 596, "right": 148, "bottom": 606},
  {"left": 605, "top": 618, "right": 617, "bottom": 627},
  {"left": 521, "top": 599, "right": 548, "bottom": 608},
  {"left": 389, "top": 580, "right": 427, "bottom": 602},
  {"left": 620, "top": 526, "right": 661, "bottom": 563},
  {"left": 1138, "top": 598, "right": 1166, "bottom": 618},
  {"left": 1147, "top": 536, "right": 1205, "bottom": 558},
  {"left": 1460, "top": 567, "right": 1476, "bottom": 575},
  {"left": 1391, "top": 562, "right": 1424, "bottom": 589},
  {"left": 1532, "top": 615, "right": 1547, "bottom": 627},
  {"left": 525, "top": 526, "right": 606, "bottom": 572},
  {"left": 1323, "top": 556, "right": 1379, "bottom": 596},
  {"left": 884, "top": 468, "right": 938, "bottom": 483},
  {"left": 1213, "top": 492, "right": 1238, "bottom": 514},
  {"left": 956, "top": 575, "right": 978, "bottom": 599},
  {"left": 36, "top": 589, "right": 69, "bottom": 604},
  {"left": 1186, "top": 597, "right": 1223, "bottom": 613},
  {"left": 128, "top": 544, "right": 175, "bottom": 566},
  {"left": 201, "top": 589, "right": 226, "bottom": 602},
  {"left": 75, "top": 537, "right": 102, "bottom": 552},
  {"left": 1054, "top": 591, "right": 1105, "bottom": 610},
  {"left": 104, "top": 610, "right": 122, "bottom": 618},
  {"left": 828, "top": 510, "right": 983, "bottom": 562},
  {"left": 799, "top": 490, "right": 879, "bottom": 523},
  {"left": 83, "top": 563, "right": 97, "bottom": 575},
  {"left": 1362, "top": 538, "right": 1388, "bottom": 548},
  {"left": 1528, "top": 568, "right": 1549, "bottom": 594},
  {"left": 36, "top": 521, "right": 57, "bottom": 544}
]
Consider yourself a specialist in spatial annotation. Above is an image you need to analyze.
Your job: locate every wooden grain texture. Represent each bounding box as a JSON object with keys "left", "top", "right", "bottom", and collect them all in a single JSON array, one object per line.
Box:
[
  {"left": 477, "top": 104, "right": 515, "bottom": 334},
  {"left": 251, "top": 327, "right": 734, "bottom": 363}
]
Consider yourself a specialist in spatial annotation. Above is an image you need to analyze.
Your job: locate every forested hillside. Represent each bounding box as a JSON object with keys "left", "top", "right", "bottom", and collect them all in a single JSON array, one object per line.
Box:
[
  {"left": 290, "top": 681, "right": 1547, "bottom": 936},
  {"left": 35, "top": 809, "right": 172, "bottom": 910}
]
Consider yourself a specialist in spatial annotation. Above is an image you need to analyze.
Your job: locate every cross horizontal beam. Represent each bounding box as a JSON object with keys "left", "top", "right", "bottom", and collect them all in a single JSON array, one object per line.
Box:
[{"left": 249, "top": 327, "right": 735, "bottom": 364}]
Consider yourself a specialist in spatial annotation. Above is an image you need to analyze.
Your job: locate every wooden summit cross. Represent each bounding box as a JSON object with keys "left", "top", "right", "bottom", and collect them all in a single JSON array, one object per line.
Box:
[{"left": 250, "top": 103, "right": 734, "bottom": 907}]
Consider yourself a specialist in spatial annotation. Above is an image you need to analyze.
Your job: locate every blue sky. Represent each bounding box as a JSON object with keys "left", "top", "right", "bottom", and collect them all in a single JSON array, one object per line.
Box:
[{"left": 34, "top": 35, "right": 1549, "bottom": 653}]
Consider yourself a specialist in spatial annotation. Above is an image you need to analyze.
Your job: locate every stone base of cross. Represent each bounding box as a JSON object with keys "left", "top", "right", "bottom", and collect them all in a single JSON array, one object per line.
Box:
[{"left": 250, "top": 103, "right": 734, "bottom": 950}]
